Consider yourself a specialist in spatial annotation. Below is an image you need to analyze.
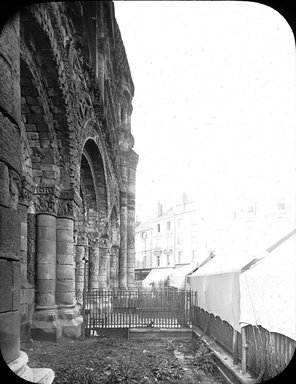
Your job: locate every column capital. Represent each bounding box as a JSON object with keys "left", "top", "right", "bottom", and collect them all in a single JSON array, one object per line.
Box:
[
  {"left": 57, "top": 199, "right": 74, "bottom": 220},
  {"left": 34, "top": 184, "right": 59, "bottom": 216},
  {"left": 76, "top": 231, "right": 88, "bottom": 246},
  {"left": 119, "top": 149, "right": 139, "bottom": 169},
  {"left": 19, "top": 178, "right": 34, "bottom": 207}
]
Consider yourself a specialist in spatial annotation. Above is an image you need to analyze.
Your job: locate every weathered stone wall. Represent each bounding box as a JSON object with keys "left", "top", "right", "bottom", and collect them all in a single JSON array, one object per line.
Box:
[
  {"left": 0, "top": 13, "right": 22, "bottom": 365},
  {"left": 0, "top": 1, "right": 137, "bottom": 379}
]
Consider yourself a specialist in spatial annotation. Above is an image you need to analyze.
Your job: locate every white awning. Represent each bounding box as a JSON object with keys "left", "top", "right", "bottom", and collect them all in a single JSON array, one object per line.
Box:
[{"left": 142, "top": 268, "right": 174, "bottom": 288}]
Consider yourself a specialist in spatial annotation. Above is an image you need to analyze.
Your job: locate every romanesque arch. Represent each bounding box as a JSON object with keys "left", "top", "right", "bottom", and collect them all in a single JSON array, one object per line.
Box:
[{"left": 0, "top": 2, "right": 138, "bottom": 381}]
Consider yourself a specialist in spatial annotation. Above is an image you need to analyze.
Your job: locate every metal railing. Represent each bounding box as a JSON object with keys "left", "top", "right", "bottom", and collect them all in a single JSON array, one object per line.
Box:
[{"left": 77, "top": 288, "right": 193, "bottom": 335}]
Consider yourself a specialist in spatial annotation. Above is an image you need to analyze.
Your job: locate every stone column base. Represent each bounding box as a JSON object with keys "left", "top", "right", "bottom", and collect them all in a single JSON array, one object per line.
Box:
[
  {"left": 31, "top": 308, "right": 62, "bottom": 342},
  {"left": 8, "top": 350, "right": 55, "bottom": 383},
  {"left": 57, "top": 305, "right": 83, "bottom": 339}
]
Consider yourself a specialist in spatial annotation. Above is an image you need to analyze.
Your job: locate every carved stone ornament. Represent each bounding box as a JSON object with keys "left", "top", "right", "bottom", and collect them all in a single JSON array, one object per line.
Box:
[
  {"left": 76, "top": 231, "right": 88, "bottom": 246},
  {"left": 35, "top": 194, "right": 58, "bottom": 215},
  {"left": 19, "top": 177, "right": 34, "bottom": 206},
  {"left": 58, "top": 199, "right": 74, "bottom": 219},
  {"left": 99, "top": 233, "right": 109, "bottom": 249},
  {"left": 110, "top": 244, "right": 120, "bottom": 255},
  {"left": 9, "top": 169, "right": 21, "bottom": 211}
]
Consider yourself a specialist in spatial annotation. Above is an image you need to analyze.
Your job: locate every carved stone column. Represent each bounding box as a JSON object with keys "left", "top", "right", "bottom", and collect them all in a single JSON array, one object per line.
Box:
[
  {"left": 88, "top": 235, "right": 100, "bottom": 290},
  {"left": 126, "top": 150, "right": 138, "bottom": 288},
  {"left": 119, "top": 155, "right": 128, "bottom": 288},
  {"left": 75, "top": 232, "right": 88, "bottom": 293},
  {"left": 56, "top": 190, "right": 82, "bottom": 338},
  {"left": 98, "top": 235, "right": 109, "bottom": 289},
  {"left": 19, "top": 181, "right": 35, "bottom": 341},
  {"left": 110, "top": 245, "right": 119, "bottom": 288},
  {"left": 31, "top": 186, "right": 61, "bottom": 342}
]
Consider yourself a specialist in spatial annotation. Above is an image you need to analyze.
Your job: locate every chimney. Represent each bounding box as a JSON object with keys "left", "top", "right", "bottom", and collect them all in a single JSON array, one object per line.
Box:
[{"left": 157, "top": 201, "right": 163, "bottom": 217}]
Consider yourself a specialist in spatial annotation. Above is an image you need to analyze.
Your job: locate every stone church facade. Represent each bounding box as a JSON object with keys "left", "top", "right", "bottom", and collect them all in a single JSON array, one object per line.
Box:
[{"left": 0, "top": 1, "right": 138, "bottom": 380}]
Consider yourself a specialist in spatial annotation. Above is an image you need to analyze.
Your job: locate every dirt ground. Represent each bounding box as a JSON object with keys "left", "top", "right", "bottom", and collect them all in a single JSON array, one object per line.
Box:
[{"left": 21, "top": 336, "right": 227, "bottom": 384}]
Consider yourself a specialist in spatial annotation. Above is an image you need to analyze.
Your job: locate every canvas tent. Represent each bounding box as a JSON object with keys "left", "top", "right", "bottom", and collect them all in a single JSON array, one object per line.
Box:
[
  {"left": 187, "top": 229, "right": 296, "bottom": 339},
  {"left": 240, "top": 229, "right": 296, "bottom": 340},
  {"left": 167, "top": 263, "right": 199, "bottom": 289},
  {"left": 142, "top": 267, "right": 173, "bottom": 288}
]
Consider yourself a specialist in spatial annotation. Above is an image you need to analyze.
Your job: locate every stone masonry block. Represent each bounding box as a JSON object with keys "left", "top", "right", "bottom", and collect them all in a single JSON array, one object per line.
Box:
[
  {"left": 0, "top": 162, "right": 10, "bottom": 207},
  {"left": 56, "top": 218, "right": 73, "bottom": 230},
  {"left": 21, "top": 287, "right": 34, "bottom": 304},
  {"left": 0, "top": 206, "right": 20, "bottom": 260},
  {"left": 56, "top": 280, "right": 75, "bottom": 292},
  {"left": 56, "top": 254, "right": 73, "bottom": 265},
  {"left": 0, "top": 260, "right": 13, "bottom": 312},
  {"left": 36, "top": 279, "right": 55, "bottom": 293},
  {"left": 37, "top": 240, "right": 56, "bottom": 254},
  {"left": 56, "top": 265, "right": 74, "bottom": 279},
  {"left": 12, "top": 261, "right": 21, "bottom": 310},
  {"left": 20, "top": 222, "right": 27, "bottom": 251},
  {"left": 36, "top": 252, "right": 56, "bottom": 264},
  {"left": 0, "top": 310, "right": 20, "bottom": 363},
  {"left": 37, "top": 214, "right": 56, "bottom": 228},
  {"left": 56, "top": 241, "right": 73, "bottom": 256},
  {"left": 56, "top": 229, "right": 73, "bottom": 242},
  {"left": 37, "top": 264, "right": 56, "bottom": 279},
  {"left": 37, "top": 226, "right": 56, "bottom": 240},
  {"left": 55, "top": 291, "right": 74, "bottom": 306},
  {"left": 0, "top": 114, "right": 21, "bottom": 173}
]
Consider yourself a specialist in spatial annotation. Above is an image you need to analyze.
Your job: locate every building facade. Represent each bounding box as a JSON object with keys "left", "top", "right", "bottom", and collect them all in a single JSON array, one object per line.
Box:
[
  {"left": 0, "top": 1, "right": 137, "bottom": 380},
  {"left": 135, "top": 196, "right": 206, "bottom": 283}
]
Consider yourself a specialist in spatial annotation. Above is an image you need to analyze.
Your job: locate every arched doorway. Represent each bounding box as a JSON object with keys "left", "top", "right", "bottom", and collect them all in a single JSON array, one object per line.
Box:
[{"left": 76, "top": 139, "right": 109, "bottom": 291}]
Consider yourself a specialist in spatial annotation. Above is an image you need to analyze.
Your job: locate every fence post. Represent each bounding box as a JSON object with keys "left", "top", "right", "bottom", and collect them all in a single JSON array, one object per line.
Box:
[
  {"left": 81, "top": 258, "right": 88, "bottom": 339},
  {"left": 128, "top": 290, "right": 131, "bottom": 339},
  {"left": 242, "top": 326, "right": 247, "bottom": 374},
  {"left": 233, "top": 329, "right": 239, "bottom": 365}
]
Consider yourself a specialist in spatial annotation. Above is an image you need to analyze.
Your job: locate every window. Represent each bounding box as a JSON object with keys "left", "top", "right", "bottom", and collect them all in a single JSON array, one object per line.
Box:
[
  {"left": 167, "top": 221, "right": 171, "bottom": 231},
  {"left": 191, "top": 230, "right": 198, "bottom": 243},
  {"left": 178, "top": 232, "right": 183, "bottom": 245},
  {"left": 156, "top": 255, "right": 160, "bottom": 267},
  {"left": 192, "top": 250, "right": 197, "bottom": 261},
  {"left": 178, "top": 218, "right": 183, "bottom": 228},
  {"left": 157, "top": 223, "right": 161, "bottom": 232},
  {"left": 167, "top": 254, "right": 170, "bottom": 266},
  {"left": 141, "top": 231, "right": 146, "bottom": 239},
  {"left": 177, "top": 251, "right": 182, "bottom": 263}
]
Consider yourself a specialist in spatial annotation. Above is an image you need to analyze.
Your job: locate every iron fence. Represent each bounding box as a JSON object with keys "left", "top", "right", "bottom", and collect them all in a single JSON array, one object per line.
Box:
[{"left": 77, "top": 288, "right": 193, "bottom": 335}]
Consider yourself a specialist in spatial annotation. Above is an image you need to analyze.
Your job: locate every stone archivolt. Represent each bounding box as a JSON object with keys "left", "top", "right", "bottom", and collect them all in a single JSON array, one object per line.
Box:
[{"left": 0, "top": 1, "right": 138, "bottom": 382}]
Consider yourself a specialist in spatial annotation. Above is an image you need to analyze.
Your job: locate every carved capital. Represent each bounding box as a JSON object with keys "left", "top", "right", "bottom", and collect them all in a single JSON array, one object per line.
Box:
[
  {"left": 99, "top": 234, "right": 109, "bottom": 249},
  {"left": 76, "top": 231, "right": 88, "bottom": 246},
  {"left": 57, "top": 199, "right": 74, "bottom": 219},
  {"left": 35, "top": 184, "right": 59, "bottom": 215},
  {"left": 35, "top": 194, "right": 58, "bottom": 216},
  {"left": 110, "top": 244, "right": 120, "bottom": 254},
  {"left": 87, "top": 233, "right": 100, "bottom": 248},
  {"left": 19, "top": 178, "right": 34, "bottom": 207}
]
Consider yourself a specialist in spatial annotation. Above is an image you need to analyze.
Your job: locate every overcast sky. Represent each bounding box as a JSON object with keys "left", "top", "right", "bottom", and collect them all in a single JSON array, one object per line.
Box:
[{"left": 114, "top": 1, "right": 296, "bottom": 222}]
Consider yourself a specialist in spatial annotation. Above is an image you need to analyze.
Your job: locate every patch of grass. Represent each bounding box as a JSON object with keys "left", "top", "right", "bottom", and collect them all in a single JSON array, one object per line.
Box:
[{"left": 22, "top": 338, "right": 195, "bottom": 383}]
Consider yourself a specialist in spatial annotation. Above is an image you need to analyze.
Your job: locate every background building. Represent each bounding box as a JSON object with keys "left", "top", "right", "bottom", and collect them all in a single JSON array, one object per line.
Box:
[{"left": 135, "top": 194, "right": 207, "bottom": 285}]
